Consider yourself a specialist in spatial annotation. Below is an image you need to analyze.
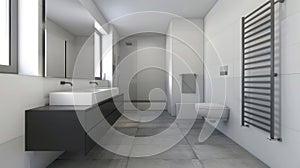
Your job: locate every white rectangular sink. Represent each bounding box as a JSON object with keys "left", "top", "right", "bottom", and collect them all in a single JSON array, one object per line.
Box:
[{"left": 50, "top": 88, "right": 119, "bottom": 106}]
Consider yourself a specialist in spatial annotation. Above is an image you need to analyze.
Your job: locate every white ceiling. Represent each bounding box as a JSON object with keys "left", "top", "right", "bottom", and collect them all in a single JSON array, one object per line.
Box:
[
  {"left": 47, "top": 0, "right": 95, "bottom": 36},
  {"left": 94, "top": 0, "right": 217, "bottom": 38}
]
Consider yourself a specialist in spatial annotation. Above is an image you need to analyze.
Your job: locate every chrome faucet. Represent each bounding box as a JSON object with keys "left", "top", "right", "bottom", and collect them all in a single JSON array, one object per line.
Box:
[
  {"left": 60, "top": 81, "right": 73, "bottom": 87},
  {"left": 89, "top": 81, "right": 99, "bottom": 86}
]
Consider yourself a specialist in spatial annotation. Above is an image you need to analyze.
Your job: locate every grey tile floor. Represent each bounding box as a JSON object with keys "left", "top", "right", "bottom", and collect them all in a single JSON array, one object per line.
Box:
[{"left": 48, "top": 111, "right": 269, "bottom": 168}]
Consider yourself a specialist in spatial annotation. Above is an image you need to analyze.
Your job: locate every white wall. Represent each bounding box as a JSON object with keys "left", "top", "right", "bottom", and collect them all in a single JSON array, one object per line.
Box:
[
  {"left": 204, "top": 0, "right": 300, "bottom": 167},
  {"left": 136, "top": 35, "right": 166, "bottom": 101},
  {"left": 166, "top": 24, "right": 174, "bottom": 114},
  {"left": 46, "top": 19, "right": 75, "bottom": 78},
  {"left": 118, "top": 36, "right": 138, "bottom": 101},
  {"left": 78, "top": 0, "right": 109, "bottom": 34},
  {"left": 0, "top": 74, "right": 109, "bottom": 168},
  {"left": 166, "top": 18, "right": 204, "bottom": 116},
  {"left": 46, "top": 20, "right": 99, "bottom": 79},
  {"left": 72, "top": 36, "right": 95, "bottom": 79},
  {"left": 117, "top": 34, "right": 166, "bottom": 102}
]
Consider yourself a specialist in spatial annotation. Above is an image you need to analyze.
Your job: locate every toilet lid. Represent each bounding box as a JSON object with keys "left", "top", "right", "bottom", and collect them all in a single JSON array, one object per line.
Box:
[{"left": 195, "top": 103, "right": 228, "bottom": 110}]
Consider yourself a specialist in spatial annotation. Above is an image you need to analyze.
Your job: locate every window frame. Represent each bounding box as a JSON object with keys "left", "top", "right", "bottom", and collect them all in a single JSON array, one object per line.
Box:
[{"left": 0, "top": 0, "right": 18, "bottom": 74}]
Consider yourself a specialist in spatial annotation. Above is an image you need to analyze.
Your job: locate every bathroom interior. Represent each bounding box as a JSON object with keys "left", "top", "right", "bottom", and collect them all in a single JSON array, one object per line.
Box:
[{"left": 0, "top": 0, "right": 299, "bottom": 167}]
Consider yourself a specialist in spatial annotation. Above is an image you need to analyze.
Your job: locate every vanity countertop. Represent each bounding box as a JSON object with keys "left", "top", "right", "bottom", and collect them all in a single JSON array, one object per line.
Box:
[{"left": 27, "top": 105, "right": 94, "bottom": 112}]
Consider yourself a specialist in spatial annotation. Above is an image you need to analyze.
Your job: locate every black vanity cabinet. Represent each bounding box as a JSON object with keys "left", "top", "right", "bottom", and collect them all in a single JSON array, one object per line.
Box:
[{"left": 25, "top": 94, "right": 123, "bottom": 154}]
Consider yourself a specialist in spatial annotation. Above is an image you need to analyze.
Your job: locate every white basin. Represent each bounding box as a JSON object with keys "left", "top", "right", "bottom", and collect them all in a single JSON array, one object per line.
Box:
[{"left": 50, "top": 88, "right": 119, "bottom": 106}]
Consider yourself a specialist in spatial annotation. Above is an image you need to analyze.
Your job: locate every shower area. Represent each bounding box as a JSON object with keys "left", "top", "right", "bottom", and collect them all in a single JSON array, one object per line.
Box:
[{"left": 115, "top": 33, "right": 167, "bottom": 112}]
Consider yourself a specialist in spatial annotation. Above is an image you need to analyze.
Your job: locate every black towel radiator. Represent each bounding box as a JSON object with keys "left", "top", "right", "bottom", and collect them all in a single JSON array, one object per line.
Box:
[{"left": 241, "top": 0, "right": 284, "bottom": 141}]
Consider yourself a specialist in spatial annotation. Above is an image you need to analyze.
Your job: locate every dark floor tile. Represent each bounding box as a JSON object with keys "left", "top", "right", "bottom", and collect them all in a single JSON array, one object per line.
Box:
[
  {"left": 115, "top": 128, "right": 138, "bottom": 136},
  {"left": 49, "top": 111, "right": 268, "bottom": 168}
]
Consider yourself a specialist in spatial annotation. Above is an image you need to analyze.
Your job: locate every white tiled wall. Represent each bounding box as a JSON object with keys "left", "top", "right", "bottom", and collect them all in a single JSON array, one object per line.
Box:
[{"left": 204, "top": 0, "right": 300, "bottom": 167}]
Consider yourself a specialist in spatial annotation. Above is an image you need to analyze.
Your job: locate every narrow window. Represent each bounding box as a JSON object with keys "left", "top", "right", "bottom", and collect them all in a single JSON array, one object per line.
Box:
[
  {"left": 0, "top": 0, "right": 10, "bottom": 66},
  {"left": 94, "top": 32, "right": 102, "bottom": 80},
  {"left": 0, "top": 0, "right": 17, "bottom": 73}
]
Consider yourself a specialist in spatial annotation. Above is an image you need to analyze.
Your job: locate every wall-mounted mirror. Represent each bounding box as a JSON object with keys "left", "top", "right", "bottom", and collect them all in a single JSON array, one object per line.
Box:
[{"left": 45, "top": 0, "right": 102, "bottom": 79}]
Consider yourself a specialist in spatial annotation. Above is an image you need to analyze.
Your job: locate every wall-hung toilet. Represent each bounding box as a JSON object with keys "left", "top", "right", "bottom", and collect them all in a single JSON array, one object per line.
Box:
[
  {"left": 195, "top": 103, "right": 230, "bottom": 121},
  {"left": 176, "top": 103, "right": 230, "bottom": 120}
]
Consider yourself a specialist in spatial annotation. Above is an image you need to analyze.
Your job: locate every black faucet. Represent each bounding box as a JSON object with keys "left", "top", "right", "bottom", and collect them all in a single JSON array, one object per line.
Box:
[
  {"left": 60, "top": 81, "right": 73, "bottom": 87},
  {"left": 89, "top": 81, "right": 99, "bottom": 86}
]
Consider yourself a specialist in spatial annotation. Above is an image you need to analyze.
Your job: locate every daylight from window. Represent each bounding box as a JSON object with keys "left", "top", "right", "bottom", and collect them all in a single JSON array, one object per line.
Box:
[{"left": 0, "top": 0, "right": 9, "bottom": 66}]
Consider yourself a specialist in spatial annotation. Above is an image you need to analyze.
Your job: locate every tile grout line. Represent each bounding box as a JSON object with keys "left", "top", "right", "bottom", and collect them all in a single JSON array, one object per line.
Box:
[{"left": 183, "top": 135, "right": 205, "bottom": 167}]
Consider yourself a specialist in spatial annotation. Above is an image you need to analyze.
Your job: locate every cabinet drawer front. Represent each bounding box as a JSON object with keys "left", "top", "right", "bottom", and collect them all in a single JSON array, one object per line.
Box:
[
  {"left": 107, "top": 110, "right": 122, "bottom": 126},
  {"left": 85, "top": 133, "right": 96, "bottom": 154},
  {"left": 112, "top": 95, "right": 124, "bottom": 108},
  {"left": 115, "top": 104, "right": 124, "bottom": 115},
  {"left": 26, "top": 111, "right": 86, "bottom": 152},
  {"left": 87, "top": 119, "right": 111, "bottom": 143},
  {"left": 86, "top": 106, "right": 105, "bottom": 131},
  {"left": 100, "top": 100, "right": 115, "bottom": 117}
]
